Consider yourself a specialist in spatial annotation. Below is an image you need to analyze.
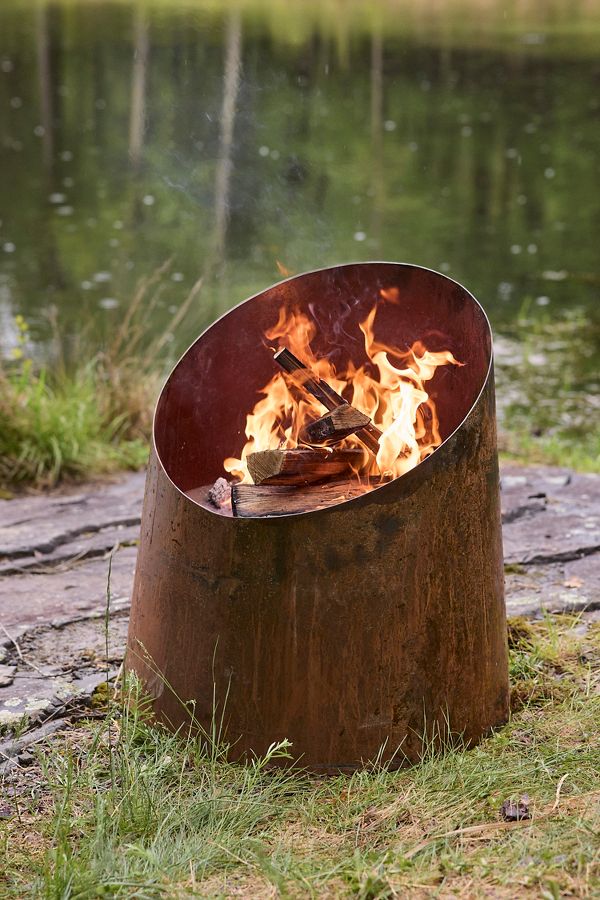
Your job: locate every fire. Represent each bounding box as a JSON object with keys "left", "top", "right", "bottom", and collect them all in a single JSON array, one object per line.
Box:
[
  {"left": 276, "top": 260, "right": 294, "bottom": 277},
  {"left": 224, "top": 290, "right": 462, "bottom": 485}
]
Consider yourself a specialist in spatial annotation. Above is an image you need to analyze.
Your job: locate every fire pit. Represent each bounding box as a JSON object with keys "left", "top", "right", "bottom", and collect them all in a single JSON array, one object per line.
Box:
[{"left": 126, "top": 262, "right": 509, "bottom": 770}]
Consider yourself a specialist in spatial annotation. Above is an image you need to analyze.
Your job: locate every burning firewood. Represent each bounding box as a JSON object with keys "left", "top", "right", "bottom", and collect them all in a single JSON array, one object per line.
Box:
[
  {"left": 299, "top": 405, "right": 371, "bottom": 447},
  {"left": 247, "top": 448, "right": 362, "bottom": 486},
  {"left": 273, "top": 347, "right": 383, "bottom": 457},
  {"left": 232, "top": 479, "right": 372, "bottom": 517},
  {"left": 273, "top": 347, "right": 346, "bottom": 411},
  {"left": 207, "top": 477, "right": 231, "bottom": 508}
]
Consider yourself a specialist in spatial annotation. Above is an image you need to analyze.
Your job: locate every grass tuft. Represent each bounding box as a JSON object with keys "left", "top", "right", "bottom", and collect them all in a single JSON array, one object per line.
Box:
[
  {"left": 0, "top": 264, "right": 202, "bottom": 492},
  {"left": 1, "top": 613, "right": 599, "bottom": 897},
  {"left": 496, "top": 304, "right": 600, "bottom": 473}
]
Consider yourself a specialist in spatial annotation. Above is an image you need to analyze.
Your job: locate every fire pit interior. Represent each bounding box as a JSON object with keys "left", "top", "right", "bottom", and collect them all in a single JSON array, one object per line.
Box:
[{"left": 155, "top": 263, "right": 490, "bottom": 516}]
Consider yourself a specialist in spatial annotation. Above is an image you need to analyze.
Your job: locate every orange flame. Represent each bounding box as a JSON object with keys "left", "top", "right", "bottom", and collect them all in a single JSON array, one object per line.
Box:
[
  {"left": 224, "top": 290, "right": 462, "bottom": 485},
  {"left": 276, "top": 260, "right": 294, "bottom": 277}
]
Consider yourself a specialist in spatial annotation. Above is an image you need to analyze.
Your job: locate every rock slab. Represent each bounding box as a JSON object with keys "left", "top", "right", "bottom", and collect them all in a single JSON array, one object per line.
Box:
[{"left": 501, "top": 466, "right": 600, "bottom": 616}]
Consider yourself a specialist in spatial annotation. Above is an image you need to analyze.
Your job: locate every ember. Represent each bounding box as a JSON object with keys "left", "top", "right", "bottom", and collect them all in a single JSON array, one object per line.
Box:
[{"left": 223, "top": 293, "right": 462, "bottom": 515}]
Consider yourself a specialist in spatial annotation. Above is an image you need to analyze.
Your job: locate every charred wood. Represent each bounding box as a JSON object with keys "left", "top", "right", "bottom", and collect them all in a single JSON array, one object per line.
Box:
[
  {"left": 273, "top": 346, "right": 383, "bottom": 456},
  {"left": 207, "top": 477, "right": 231, "bottom": 508},
  {"left": 300, "top": 405, "right": 371, "bottom": 446},
  {"left": 273, "top": 347, "right": 345, "bottom": 412}
]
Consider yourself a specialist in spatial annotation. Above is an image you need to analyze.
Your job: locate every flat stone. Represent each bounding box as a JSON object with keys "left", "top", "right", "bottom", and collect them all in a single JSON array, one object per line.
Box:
[
  {"left": 0, "top": 546, "right": 136, "bottom": 638},
  {"left": 0, "top": 521, "right": 140, "bottom": 577},
  {"left": 505, "top": 551, "right": 600, "bottom": 617},
  {"left": 0, "top": 472, "right": 145, "bottom": 560},
  {"left": 0, "top": 664, "right": 16, "bottom": 687},
  {"left": 0, "top": 717, "right": 71, "bottom": 774},
  {"left": 0, "top": 612, "right": 129, "bottom": 731},
  {"left": 501, "top": 465, "right": 600, "bottom": 566}
]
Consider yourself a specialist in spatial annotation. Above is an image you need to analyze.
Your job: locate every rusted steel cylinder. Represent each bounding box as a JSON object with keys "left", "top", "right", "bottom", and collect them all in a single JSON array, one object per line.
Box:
[{"left": 126, "top": 262, "right": 509, "bottom": 771}]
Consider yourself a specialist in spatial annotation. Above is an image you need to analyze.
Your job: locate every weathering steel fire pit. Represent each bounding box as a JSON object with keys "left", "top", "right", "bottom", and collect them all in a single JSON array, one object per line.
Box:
[{"left": 126, "top": 262, "right": 509, "bottom": 771}]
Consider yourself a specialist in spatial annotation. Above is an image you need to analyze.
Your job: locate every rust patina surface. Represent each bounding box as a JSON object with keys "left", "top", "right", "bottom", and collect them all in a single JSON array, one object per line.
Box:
[{"left": 126, "top": 262, "right": 510, "bottom": 770}]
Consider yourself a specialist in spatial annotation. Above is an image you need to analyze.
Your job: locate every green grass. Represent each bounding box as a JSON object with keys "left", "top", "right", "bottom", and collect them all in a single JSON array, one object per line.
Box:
[
  {"left": 499, "top": 433, "right": 600, "bottom": 474},
  {"left": 496, "top": 304, "right": 600, "bottom": 474},
  {"left": 0, "top": 265, "right": 202, "bottom": 492},
  {"left": 0, "top": 356, "right": 149, "bottom": 490},
  {"left": 2, "top": 614, "right": 599, "bottom": 898}
]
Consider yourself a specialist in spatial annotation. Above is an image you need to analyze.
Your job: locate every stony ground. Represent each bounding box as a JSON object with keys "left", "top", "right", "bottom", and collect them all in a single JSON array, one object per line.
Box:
[{"left": 0, "top": 464, "right": 598, "bottom": 769}]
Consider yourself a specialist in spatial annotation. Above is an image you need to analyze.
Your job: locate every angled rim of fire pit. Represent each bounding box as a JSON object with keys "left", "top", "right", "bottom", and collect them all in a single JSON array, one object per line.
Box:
[{"left": 153, "top": 261, "right": 494, "bottom": 520}]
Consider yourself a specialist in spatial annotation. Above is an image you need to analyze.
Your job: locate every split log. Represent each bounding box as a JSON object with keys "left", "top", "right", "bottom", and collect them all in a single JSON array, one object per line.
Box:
[
  {"left": 186, "top": 482, "right": 232, "bottom": 513},
  {"left": 207, "top": 477, "right": 231, "bottom": 508},
  {"left": 300, "top": 405, "right": 370, "bottom": 446},
  {"left": 232, "top": 479, "right": 373, "bottom": 517},
  {"left": 273, "top": 347, "right": 345, "bottom": 411},
  {"left": 273, "top": 347, "right": 383, "bottom": 456},
  {"left": 247, "top": 448, "right": 362, "bottom": 485}
]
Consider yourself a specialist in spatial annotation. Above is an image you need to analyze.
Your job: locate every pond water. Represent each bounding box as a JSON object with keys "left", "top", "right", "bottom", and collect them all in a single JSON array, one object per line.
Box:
[{"left": 0, "top": 0, "right": 598, "bottom": 449}]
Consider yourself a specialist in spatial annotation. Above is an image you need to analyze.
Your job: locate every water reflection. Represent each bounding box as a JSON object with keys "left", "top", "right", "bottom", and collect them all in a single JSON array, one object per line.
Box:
[{"left": 0, "top": 0, "right": 599, "bottom": 371}]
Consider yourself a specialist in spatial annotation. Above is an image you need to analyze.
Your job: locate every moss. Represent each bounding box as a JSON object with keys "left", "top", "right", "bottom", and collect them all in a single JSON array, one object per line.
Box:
[
  {"left": 90, "top": 681, "right": 111, "bottom": 710},
  {"left": 504, "top": 562, "right": 526, "bottom": 575},
  {"left": 507, "top": 616, "right": 536, "bottom": 650}
]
